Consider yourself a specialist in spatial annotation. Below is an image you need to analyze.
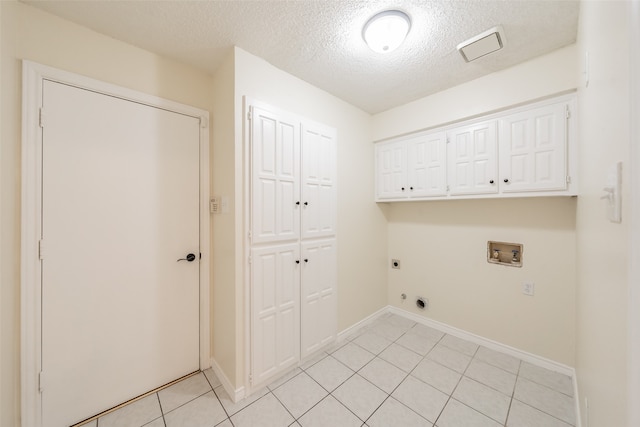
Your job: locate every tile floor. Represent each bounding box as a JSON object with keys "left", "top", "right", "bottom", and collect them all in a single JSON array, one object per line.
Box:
[{"left": 83, "top": 313, "right": 576, "bottom": 427}]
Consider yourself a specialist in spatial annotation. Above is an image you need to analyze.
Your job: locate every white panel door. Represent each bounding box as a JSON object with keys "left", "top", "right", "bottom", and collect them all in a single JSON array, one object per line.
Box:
[
  {"left": 250, "top": 243, "right": 301, "bottom": 387},
  {"left": 251, "top": 106, "right": 300, "bottom": 244},
  {"left": 407, "top": 131, "right": 447, "bottom": 197},
  {"left": 448, "top": 120, "right": 498, "bottom": 195},
  {"left": 301, "top": 123, "right": 337, "bottom": 239},
  {"left": 499, "top": 102, "right": 567, "bottom": 192},
  {"left": 300, "top": 239, "right": 337, "bottom": 359},
  {"left": 42, "top": 81, "right": 200, "bottom": 426},
  {"left": 375, "top": 140, "right": 407, "bottom": 199}
]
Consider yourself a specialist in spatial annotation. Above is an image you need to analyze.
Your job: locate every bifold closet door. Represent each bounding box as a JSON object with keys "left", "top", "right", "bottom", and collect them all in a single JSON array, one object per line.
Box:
[
  {"left": 250, "top": 243, "right": 301, "bottom": 387},
  {"left": 300, "top": 239, "right": 337, "bottom": 359},
  {"left": 251, "top": 106, "right": 301, "bottom": 245}
]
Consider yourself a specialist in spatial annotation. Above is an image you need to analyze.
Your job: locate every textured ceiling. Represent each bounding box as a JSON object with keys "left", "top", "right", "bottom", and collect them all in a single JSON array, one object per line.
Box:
[{"left": 24, "top": 0, "right": 580, "bottom": 114}]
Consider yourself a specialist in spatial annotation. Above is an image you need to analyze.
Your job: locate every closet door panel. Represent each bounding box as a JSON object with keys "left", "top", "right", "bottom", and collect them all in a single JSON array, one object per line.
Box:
[
  {"left": 300, "top": 239, "right": 337, "bottom": 359},
  {"left": 407, "top": 131, "right": 447, "bottom": 197},
  {"left": 447, "top": 120, "right": 498, "bottom": 195},
  {"left": 499, "top": 102, "right": 567, "bottom": 192},
  {"left": 301, "top": 123, "right": 336, "bottom": 239},
  {"left": 250, "top": 243, "right": 301, "bottom": 387},
  {"left": 376, "top": 140, "right": 407, "bottom": 200},
  {"left": 251, "top": 107, "right": 300, "bottom": 244}
]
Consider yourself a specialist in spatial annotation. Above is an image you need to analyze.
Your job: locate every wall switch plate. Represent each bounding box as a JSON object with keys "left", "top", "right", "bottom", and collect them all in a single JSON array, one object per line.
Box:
[{"left": 522, "top": 281, "right": 535, "bottom": 296}]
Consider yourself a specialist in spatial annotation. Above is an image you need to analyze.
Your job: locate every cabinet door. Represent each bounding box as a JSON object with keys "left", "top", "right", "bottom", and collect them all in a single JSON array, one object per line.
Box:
[
  {"left": 251, "top": 106, "right": 300, "bottom": 244},
  {"left": 250, "top": 243, "right": 301, "bottom": 388},
  {"left": 407, "top": 131, "right": 447, "bottom": 197},
  {"left": 447, "top": 120, "right": 498, "bottom": 195},
  {"left": 376, "top": 140, "right": 407, "bottom": 199},
  {"left": 300, "top": 239, "right": 337, "bottom": 359},
  {"left": 499, "top": 102, "right": 567, "bottom": 193},
  {"left": 301, "top": 123, "right": 337, "bottom": 240}
]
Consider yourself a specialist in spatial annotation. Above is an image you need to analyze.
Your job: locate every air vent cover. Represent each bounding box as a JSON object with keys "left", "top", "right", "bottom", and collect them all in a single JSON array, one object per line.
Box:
[{"left": 457, "top": 26, "right": 505, "bottom": 62}]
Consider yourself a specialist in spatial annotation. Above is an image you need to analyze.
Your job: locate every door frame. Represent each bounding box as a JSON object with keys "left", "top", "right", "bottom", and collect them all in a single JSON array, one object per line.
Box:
[{"left": 21, "top": 61, "right": 211, "bottom": 427}]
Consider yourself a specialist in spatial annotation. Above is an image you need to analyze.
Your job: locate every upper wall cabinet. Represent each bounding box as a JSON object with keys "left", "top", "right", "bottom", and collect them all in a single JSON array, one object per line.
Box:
[
  {"left": 376, "top": 131, "right": 447, "bottom": 200},
  {"left": 375, "top": 93, "right": 577, "bottom": 202}
]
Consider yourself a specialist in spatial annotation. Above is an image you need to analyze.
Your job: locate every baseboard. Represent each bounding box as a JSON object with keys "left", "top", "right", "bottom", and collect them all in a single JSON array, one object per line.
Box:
[
  {"left": 209, "top": 358, "right": 245, "bottom": 403},
  {"left": 351, "top": 305, "right": 581, "bottom": 426},
  {"left": 337, "top": 305, "right": 390, "bottom": 341}
]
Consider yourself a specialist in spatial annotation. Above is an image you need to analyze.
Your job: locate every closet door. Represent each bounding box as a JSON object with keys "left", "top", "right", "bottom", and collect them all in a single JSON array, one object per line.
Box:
[
  {"left": 251, "top": 106, "right": 300, "bottom": 244},
  {"left": 448, "top": 120, "right": 498, "bottom": 195},
  {"left": 301, "top": 123, "right": 337, "bottom": 240},
  {"left": 300, "top": 239, "right": 337, "bottom": 359},
  {"left": 407, "top": 131, "right": 447, "bottom": 197},
  {"left": 250, "top": 243, "right": 301, "bottom": 387},
  {"left": 499, "top": 102, "right": 568, "bottom": 193}
]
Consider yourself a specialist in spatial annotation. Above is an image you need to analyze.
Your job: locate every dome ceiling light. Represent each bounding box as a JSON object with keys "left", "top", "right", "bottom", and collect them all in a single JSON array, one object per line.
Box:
[{"left": 362, "top": 10, "right": 411, "bottom": 54}]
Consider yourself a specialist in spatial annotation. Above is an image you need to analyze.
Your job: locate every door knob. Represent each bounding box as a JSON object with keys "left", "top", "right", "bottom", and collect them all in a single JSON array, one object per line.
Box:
[{"left": 177, "top": 253, "right": 196, "bottom": 262}]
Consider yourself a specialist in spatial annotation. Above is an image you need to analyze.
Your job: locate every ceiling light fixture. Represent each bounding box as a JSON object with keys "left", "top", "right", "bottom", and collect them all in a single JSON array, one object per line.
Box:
[{"left": 362, "top": 10, "right": 411, "bottom": 53}]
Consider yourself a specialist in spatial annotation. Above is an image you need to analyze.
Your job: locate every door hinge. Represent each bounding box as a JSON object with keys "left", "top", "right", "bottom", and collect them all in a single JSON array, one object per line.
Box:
[
  {"left": 446, "top": 137, "right": 450, "bottom": 144},
  {"left": 199, "top": 115, "right": 208, "bottom": 129},
  {"left": 247, "top": 111, "right": 252, "bottom": 121},
  {"left": 566, "top": 175, "right": 572, "bottom": 184},
  {"left": 38, "top": 239, "right": 44, "bottom": 260},
  {"left": 248, "top": 256, "right": 252, "bottom": 264},
  {"left": 39, "top": 108, "right": 45, "bottom": 128},
  {"left": 566, "top": 105, "right": 571, "bottom": 119},
  {"left": 446, "top": 185, "right": 450, "bottom": 192},
  {"left": 39, "top": 371, "right": 44, "bottom": 393}
]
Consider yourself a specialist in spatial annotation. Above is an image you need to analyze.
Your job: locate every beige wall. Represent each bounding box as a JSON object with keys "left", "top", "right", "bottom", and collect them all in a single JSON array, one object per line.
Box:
[
  {"left": 575, "top": 1, "right": 631, "bottom": 425},
  {"left": 372, "top": 46, "right": 579, "bottom": 366},
  {"left": 223, "top": 47, "right": 389, "bottom": 387},
  {"left": 0, "top": 2, "right": 215, "bottom": 425}
]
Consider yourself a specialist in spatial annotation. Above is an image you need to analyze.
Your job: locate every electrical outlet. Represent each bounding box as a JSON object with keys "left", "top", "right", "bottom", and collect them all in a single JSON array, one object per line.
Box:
[
  {"left": 522, "top": 281, "right": 535, "bottom": 296},
  {"left": 391, "top": 259, "right": 401, "bottom": 269}
]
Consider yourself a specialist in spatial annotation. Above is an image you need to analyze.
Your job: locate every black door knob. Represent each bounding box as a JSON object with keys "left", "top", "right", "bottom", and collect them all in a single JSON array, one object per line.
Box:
[
  {"left": 489, "top": 180, "right": 494, "bottom": 184},
  {"left": 177, "top": 253, "right": 196, "bottom": 262},
  {"left": 504, "top": 178, "right": 509, "bottom": 183}
]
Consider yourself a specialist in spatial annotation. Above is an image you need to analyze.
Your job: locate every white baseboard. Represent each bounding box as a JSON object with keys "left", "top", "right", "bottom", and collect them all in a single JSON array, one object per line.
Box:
[
  {"left": 340, "top": 305, "right": 581, "bottom": 427},
  {"left": 209, "top": 358, "right": 245, "bottom": 403}
]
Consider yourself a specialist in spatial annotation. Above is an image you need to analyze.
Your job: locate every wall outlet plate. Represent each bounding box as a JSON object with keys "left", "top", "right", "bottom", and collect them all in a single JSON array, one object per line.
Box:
[{"left": 522, "top": 281, "right": 535, "bottom": 296}]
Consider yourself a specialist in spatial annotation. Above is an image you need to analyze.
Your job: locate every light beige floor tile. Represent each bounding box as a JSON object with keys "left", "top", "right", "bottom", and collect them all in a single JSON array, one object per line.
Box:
[
  {"left": 268, "top": 368, "right": 303, "bottom": 391},
  {"left": 331, "top": 342, "right": 375, "bottom": 371},
  {"left": 272, "top": 372, "right": 328, "bottom": 418},
  {"left": 436, "top": 399, "right": 502, "bottom": 427},
  {"left": 333, "top": 374, "right": 387, "bottom": 421},
  {"left": 158, "top": 373, "right": 212, "bottom": 414},
  {"left": 452, "top": 377, "right": 510, "bottom": 424},
  {"left": 230, "top": 393, "right": 294, "bottom": 427},
  {"left": 367, "top": 397, "right": 433, "bottom": 427},
  {"left": 378, "top": 343, "right": 423, "bottom": 372},
  {"left": 297, "top": 395, "right": 362, "bottom": 427},
  {"left": 305, "top": 355, "right": 354, "bottom": 392},
  {"left": 465, "top": 359, "right": 517, "bottom": 396},
  {"left": 474, "top": 347, "right": 521, "bottom": 375},
  {"left": 359, "top": 357, "right": 407, "bottom": 394},
  {"left": 396, "top": 331, "right": 439, "bottom": 356},
  {"left": 391, "top": 376, "right": 448, "bottom": 423},
  {"left": 410, "top": 324, "right": 445, "bottom": 342},
  {"left": 439, "top": 335, "right": 479, "bottom": 357},
  {"left": 203, "top": 368, "right": 222, "bottom": 388},
  {"left": 214, "top": 384, "right": 269, "bottom": 416},
  {"left": 98, "top": 394, "right": 162, "bottom": 427},
  {"left": 513, "top": 377, "right": 575, "bottom": 425},
  {"left": 507, "top": 399, "right": 574, "bottom": 427},
  {"left": 426, "top": 344, "right": 472, "bottom": 374},
  {"left": 518, "top": 362, "right": 574, "bottom": 396},
  {"left": 164, "top": 390, "right": 227, "bottom": 427},
  {"left": 411, "top": 358, "right": 461, "bottom": 395},
  {"left": 143, "top": 417, "right": 165, "bottom": 427},
  {"left": 353, "top": 332, "right": 393, "bottom": 355}
]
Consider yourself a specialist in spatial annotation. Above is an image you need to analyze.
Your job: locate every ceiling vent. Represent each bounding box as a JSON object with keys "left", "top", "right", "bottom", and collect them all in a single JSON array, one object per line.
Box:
[{"left": 457, "top": 26, "right": 505, "bottom": 62}]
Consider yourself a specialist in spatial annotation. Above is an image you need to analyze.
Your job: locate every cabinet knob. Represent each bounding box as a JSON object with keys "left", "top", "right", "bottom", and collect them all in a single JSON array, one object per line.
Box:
[
  {"left": 303, "top": 201, "right": 309, "bottom": 206},
  {"left": 401, "top": 187, "right": 405, "bottom": 191},
  {"left": 504, "top": 178, "right": 509, "bottom": 183},
  {"left": 304, "top": 258, "right": 308, "bottom": 263},
  {"left": 295, "top": 260, "right": 300, "bottom": 264},
  {"left": 295, "top": 201, "right": 300, "bottom": 206},
  {"left": 489, "top": 180, "right": 494, "bottom": 184},
  {"left": 410, "top": 186, "right": 414, "bottom": 190}
]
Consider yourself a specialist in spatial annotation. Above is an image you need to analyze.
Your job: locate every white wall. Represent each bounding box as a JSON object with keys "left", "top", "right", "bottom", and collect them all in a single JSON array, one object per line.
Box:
[
  {"left": 372, "top": 46, "right": 579, "bottom": 365},
  {"left": 575, "top": 1, "right": 631, "bottom": 425},
  {"left": 0, "top": 3, "right": 214, "bottom": 425},
  {"left": 213, "top": 47, "right": 389, "bottom": 389}
]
